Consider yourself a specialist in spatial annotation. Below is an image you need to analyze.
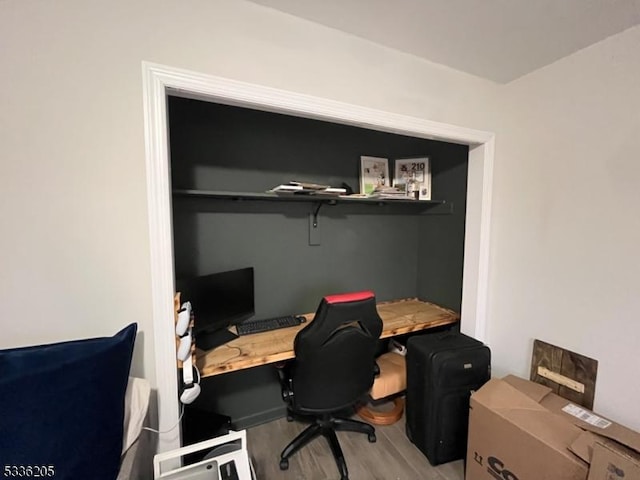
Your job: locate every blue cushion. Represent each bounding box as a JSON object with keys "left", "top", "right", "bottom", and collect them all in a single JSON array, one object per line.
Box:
[{"left": 0, "top": 323, "right": 137, "bottom": 480}]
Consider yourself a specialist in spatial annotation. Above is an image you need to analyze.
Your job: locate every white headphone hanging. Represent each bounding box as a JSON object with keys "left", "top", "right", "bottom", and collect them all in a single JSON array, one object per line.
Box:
[
  {"left": 177, "top": 331, "right": 193, "bottom": 362},
  {"left": 176, "top": 301, "right": 192, "bottom": 337},
  {"left": 180, "top": 349, "right": 201, "bottom": 404},
  {"left": 176, "top": 300, "right": 200, "bottom": 404}
]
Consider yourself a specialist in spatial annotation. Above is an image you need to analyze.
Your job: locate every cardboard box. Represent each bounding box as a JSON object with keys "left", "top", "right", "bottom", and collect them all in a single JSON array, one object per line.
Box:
[
  {"left": 466, "top": 375, "right": 640, "bottom": 480},
  {"left": 588, "top": 441, "right": 640, "bottom": 480}
]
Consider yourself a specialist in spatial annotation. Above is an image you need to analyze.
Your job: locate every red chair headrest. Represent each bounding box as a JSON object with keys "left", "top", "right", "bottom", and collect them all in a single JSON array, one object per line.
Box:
[{"left": 324, "top": 291, "right": 375, "bottom": 305}]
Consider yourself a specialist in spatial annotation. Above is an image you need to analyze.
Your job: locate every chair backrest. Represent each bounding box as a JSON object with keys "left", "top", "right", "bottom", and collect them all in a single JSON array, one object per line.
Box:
[{"left": 290, "top": 291, "right": 383, "bottom": 413}]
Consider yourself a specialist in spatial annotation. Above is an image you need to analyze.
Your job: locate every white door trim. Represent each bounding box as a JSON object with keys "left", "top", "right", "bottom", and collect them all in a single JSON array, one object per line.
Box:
[{"left": 142, "top": 61, "right": 495, "bottom": 453}]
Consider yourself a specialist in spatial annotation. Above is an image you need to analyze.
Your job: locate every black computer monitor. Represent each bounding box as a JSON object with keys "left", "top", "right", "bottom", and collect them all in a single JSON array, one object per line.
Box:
[{"left": 175, "top": 267, "right": 255, "bottom": 351}]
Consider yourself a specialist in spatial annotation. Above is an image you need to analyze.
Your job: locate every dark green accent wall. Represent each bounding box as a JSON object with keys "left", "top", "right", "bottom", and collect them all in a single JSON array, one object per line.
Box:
[
  {"left": 169, "top": 97, "right": 468, "bottom": 315},
  {"left": 417, "top": 155, "right": 469, "bottom": 311},
  {"left": 168, "top": 96, "right": 469, "bottom": 429}
]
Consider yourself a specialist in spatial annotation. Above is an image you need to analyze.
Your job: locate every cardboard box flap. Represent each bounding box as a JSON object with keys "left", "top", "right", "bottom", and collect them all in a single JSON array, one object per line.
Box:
[
  {"left": 571, "top": 432, "right": 640, "bottom": 466},
  {"left": 569, "top": 430, "right": 599, "bottom": 463},
  {"left": 588, "top": 441, "right": 640, "bottom": 480},
  {"left": 543, "top": 394, "right": 640, "bottom": 455},
  {"left": 502, "top": 374, "right": 553, "bottom": 403},
  {"left": 581, "top": 422, "right": 640, "bottom": 455},
  {"left": 473, "top": 378, "right": 550, "bottom": 412},
  {"left": 597, "top": 439, "right": 640, "bottom": 463},
  {"left": 503, "top": 409, "right": 587, "bottom": 463}
]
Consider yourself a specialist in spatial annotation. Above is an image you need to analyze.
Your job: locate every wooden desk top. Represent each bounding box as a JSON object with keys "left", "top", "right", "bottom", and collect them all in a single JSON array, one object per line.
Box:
[{"left": 195, "top": 298, "right": 459, "bottom": 378}]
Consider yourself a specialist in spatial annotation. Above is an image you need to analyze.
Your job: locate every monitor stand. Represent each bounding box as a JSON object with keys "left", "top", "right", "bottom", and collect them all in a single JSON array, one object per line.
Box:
[{"left": 196, "top": 328, "right": 239, "bottom": 351}]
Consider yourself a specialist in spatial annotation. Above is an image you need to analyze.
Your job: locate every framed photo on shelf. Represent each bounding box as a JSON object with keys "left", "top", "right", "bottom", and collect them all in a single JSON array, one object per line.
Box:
[
  {"left": 360, "top": 156, "right": 389, "bottom": 195},
  {"left": 393, "top": 157, "right": 431, "bottom": 200}
]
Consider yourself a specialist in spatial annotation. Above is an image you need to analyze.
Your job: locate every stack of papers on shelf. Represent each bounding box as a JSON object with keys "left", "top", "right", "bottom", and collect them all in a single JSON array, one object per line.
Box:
[
  {"left": 314, "top": 187, "right": 348, "bottom": 195},
  {"left": 290, "top": 181, "right": 330, "bottom": 190},
  {"left": 269, "top": 184, "right": 304, "bottom": 193},
  {"left": 267, "top": 182, "right": 347, "bottom": 196},
  {"left": 367, "top": 186, "right": 409, "bottom": 199}
]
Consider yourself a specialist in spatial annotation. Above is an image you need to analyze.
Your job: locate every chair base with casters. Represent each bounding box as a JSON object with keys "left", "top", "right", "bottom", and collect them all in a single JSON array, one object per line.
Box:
[{"left": 279, "top": 412, "right": 376, "bottom": 480}]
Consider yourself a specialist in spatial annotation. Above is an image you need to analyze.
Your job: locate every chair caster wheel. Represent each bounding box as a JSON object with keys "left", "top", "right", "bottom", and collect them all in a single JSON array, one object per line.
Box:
[
  {"left": 286, "top": 414, "right": 294, "bottom": 422},
  {"left": 279, "top": 458, "right": 289, "bottom": 470},
  {"left": 368, "top": 433, "right": 376, "bottom": 443}
]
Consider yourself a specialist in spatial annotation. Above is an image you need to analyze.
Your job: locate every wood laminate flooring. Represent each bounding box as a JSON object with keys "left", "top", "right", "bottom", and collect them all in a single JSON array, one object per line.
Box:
[{"left": 246, "top": 413, "right": 464, "bottom": 480}]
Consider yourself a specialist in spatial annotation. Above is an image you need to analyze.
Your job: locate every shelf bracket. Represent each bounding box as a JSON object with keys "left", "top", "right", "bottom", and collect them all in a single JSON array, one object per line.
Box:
[
  {"left": 309, "top": 203, "right": 323, "bottom": 246},
  {"left": 312, "top": 203, "right": 323, "bottom": 228}
]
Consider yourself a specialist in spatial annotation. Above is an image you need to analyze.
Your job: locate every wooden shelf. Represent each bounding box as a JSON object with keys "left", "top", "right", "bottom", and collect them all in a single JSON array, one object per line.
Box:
[
  {"left": 196, "top": 298, "right": 459, "bottom": 378},
  {"left": 172, "top": 189, "right": 451, "bottom": 213}
]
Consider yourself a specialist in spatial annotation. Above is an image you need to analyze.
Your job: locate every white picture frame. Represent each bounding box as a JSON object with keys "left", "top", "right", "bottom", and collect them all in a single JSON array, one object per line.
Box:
[
  {"left": 359, "top": 156, "right": 389, "bottom": 195},
  {"left": 393, "top": 157, "right": 431, "bottom": 200}
]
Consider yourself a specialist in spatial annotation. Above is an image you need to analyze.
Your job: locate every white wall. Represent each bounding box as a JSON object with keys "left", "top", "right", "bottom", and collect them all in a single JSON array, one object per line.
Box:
[
  {"left": 489, "top": 25, "right": 640, "bottom": 429},
  {"left": 0, "top": 0, "right": 499, "bottom": 390},
  {"left": 3, "top": 0, "right": 637, "bottom": 447}
]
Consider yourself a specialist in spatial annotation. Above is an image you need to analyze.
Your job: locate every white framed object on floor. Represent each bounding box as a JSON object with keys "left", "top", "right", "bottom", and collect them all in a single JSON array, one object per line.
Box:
[{"left": 153, "top": 430, "right": 255, "bottom": 480}]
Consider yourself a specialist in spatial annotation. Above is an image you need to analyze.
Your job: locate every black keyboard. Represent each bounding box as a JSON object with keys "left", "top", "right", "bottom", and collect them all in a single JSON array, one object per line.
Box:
[{"left": 236, "top": 315, "right": 305, "bottom": 336}]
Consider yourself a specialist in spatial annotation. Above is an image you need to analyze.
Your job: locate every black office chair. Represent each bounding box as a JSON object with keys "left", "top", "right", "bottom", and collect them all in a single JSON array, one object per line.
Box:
[{"left": 278, "top": 291, "right": 383, "bottom": 480}]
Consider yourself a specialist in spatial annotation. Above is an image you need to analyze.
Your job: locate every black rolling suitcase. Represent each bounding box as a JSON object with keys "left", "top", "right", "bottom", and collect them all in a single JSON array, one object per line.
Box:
[{"left": 405, "top": 332, "right": 491, "bottom": 465}]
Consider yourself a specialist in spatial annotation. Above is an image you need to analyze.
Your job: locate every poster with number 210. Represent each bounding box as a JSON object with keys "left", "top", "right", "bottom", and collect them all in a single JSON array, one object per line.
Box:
[{"left": 393, "top": 157, "right": 431, "bottom": 200}]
